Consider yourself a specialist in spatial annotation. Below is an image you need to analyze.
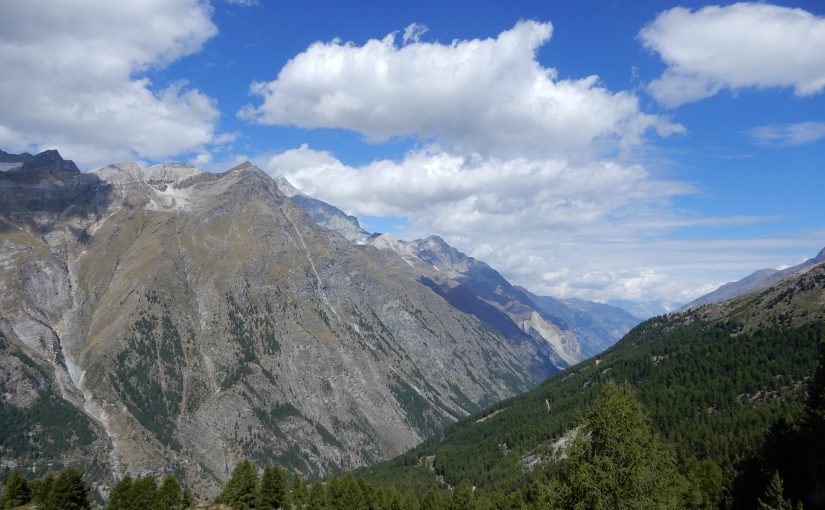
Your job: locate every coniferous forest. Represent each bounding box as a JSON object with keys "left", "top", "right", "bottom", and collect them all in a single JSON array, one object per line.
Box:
[{"left": 2, "top": 339, "right": 823, "bottom": 509}]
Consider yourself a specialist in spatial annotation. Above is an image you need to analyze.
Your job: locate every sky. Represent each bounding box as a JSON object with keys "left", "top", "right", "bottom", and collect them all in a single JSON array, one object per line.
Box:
[{"left": 1, "top": 0, "right": 824, "bottom": 308}]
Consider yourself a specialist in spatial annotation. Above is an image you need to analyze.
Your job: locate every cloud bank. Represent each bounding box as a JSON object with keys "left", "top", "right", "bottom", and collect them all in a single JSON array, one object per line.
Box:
[
  {"left": 242, "top": 20, "right": 680, "bottom": 158},
  {"left": 262, "top": 144, "right": 781, "bottom": 304},
  {"left": 0, "top": 0, "right": 220, "bottom": 167},
  {"left": 641, "top": 3, "right": 825, "bottom": 107}
]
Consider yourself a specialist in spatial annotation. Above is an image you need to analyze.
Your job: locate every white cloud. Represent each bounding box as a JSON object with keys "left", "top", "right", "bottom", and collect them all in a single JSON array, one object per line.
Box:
[
  {"left": 402, "top": 23, "right": 429, "bottom": 44},
  {"left": 242, "top": 20, "right": 680, "bottom": 159},
  {"left": 258, "top": 144, "right": 800, "bottom": 304},
  {"left": 743, "top": 121, "right": 825, "bottom": 146},
  {"left": 226, "top": 0, "right": 259, "bottom": 5},
  {"left": 640, "top": 3, "right": 825, "bottom": 107},
  {"left": 0, "top": 0, "right": 219, "bottom": 168}
]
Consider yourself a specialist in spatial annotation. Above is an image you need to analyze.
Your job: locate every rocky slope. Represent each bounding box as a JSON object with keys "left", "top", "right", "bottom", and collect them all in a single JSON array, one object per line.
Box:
[
  {"left": 270, "top": 177, "right": 637, "bottom": 367},
  {"left": 0, "top": 151, "right": 549, "bottom": 496},
  {"left": 517, "top": 290, "right": 640, "bottom": 358}
]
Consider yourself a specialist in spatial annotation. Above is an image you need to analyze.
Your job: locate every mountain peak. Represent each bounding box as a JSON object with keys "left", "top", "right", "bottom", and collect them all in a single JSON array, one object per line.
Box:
[
  {"left": 227, "top": 160, "right": 265, "bottom": 174},
  {"left": 0, "top": 148, "right": 80, "bottom": 173}
]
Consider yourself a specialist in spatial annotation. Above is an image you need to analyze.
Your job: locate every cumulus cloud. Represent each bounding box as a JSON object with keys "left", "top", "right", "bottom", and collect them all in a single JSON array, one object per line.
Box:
[
  {"left": 258, "top": 144, "right": 795, "bottom": 303},
  {"left": 241, "top": 20, "right": 680, "bottom": 159},
  {"left": 0, "top": 0, "right": 219, "bottom": 168},
  {"left": 743, "top": 121, "right": 825, "bottom": 147},
  {"left": 640, "top": 3, "right": 825, "bottom": 107}
]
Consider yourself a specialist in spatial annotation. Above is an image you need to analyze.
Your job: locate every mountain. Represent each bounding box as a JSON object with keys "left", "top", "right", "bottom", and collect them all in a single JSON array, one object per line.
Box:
[
  {"left": 0, "top": 151, "right": 550, "bottom": 496},
  {"left": 360, "top": 257, "right": 825, "bottom": 490},
  {"left": 270, "top": 178, "right": 638, "bottom": 367},
  {"left": 517, "top": 290, "right": 640, "bottom": 358},
  {"left": 681, "top": 247, "right": 825, "bottom": 310},
  {"left": 272, "top": 176, "right": 371, "bottom": 244},
  {"left": 606, "top": 298, "right": 675, "bottom": 319}
]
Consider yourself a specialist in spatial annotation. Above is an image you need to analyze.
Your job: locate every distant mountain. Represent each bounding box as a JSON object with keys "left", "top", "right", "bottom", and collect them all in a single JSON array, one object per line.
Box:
[
  {"left": 681, "top": 247, "right": 825, "bottom": 310},
  {"left": 272, "top": 176, "right": 371, "bottom": 244},
  {"left": 270, "top": 177, "right": 641, "bottom": 368},
  {"left": 361, "top": 257, "right": 825, "bottom": 491},
  {"left": 0, "top": 151, "right": 549, "bottom": 496},
  {"left": 607, "top": 298, "right": 676, "bottom": 319},
  {"left": 0, "top": 148, "right": 79, "bottom": 173},
  {"left": 517, "top": 290, "right": 640, "bottom": 358}
]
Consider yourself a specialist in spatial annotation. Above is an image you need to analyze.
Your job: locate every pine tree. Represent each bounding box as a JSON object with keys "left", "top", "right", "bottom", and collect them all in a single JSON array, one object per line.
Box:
[
  {"left": 421, "top": 488, "right": 445, "bottom": 510},
  {"left": 558, "top": 381, "right": 686, "bottom": 510},
  {"left": 1, "top": 469, "right": 32, "bottom": 509},
  {"left": 450, "top": 480, "right": 473, "bottom": 510},
  {"left": 384, "top": 486, "right": 402, "bottom": 510},
  {"left": 217, "top": 459, "right": 259, "bottom": 510},
  {"left": 259, "top": 465, "right": 288, "bottom": 509},
  {"left": 45, "top": 467, "right": 91, "bottom": 510},
  {"left": 327, "top": 473, "right": 366, "bottom": 510},
  {"left": 155, "top": 475, "right": 183, "bottom": 510},
  {"left": 401, "top": 489, "right": 421, "bottom": 510},
  {"left": 292, "top": 473, "right": 309, "bottom": 508},
  {"left": 181, "top": 488, "right": 195, "bottom": 509},
  {"left": 34, "top": 472, "right": 55, "bottom": 505},
  {"left": 131, "top": 475, "right": 159, "bottom": 510},
  {"left": 757, "top": 472, "right": 793, "bottom": 510},
  {"left": 106, "top": 475, "right": 135, "bottom": 510},
  {"left": 307, "top": 483, "right": 327, "bottom": 510}
]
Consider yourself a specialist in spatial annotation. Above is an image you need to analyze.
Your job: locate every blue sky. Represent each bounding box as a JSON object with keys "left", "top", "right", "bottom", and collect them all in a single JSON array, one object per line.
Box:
[{"left": 1, "top": 0, "right": 823, "bottom": 306}]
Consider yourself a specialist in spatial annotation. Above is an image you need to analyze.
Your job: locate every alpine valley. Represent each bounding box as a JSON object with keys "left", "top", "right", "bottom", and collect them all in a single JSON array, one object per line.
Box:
[{"left": 0, "top": 150, "right": 639, "bottom": 497}]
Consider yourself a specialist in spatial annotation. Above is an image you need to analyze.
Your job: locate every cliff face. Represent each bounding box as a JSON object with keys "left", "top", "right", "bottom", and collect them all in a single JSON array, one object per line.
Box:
[{"left": 0, "top": 154, "right": 545, "bottom": 495}]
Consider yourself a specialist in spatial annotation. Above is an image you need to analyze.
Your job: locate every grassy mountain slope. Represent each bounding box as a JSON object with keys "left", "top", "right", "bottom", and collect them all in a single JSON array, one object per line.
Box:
[{"left": 360, "top": 261, "right": 825, "bottom": 490}]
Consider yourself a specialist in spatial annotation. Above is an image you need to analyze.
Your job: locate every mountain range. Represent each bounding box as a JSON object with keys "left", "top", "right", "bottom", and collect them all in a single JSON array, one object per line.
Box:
[
  {"left": 681, "top": 247, "right": 825, "bottom": 310},
  {"left": 0, "top": 149, "right": 637, "bottom": 498},
  {"left": 361, "top": 251, "right": 825, "bottom": 496}
]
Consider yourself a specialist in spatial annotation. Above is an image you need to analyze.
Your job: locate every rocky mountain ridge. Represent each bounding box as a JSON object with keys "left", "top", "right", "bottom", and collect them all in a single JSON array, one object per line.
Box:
[
  {"left": 270, "top": 178, "right": 640, "bottom": 366},
  {"left": 0, "top": 150, "right": 550, "bottom": 496}
]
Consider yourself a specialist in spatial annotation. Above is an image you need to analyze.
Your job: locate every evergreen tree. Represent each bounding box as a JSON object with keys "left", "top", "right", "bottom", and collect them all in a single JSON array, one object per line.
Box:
[
  {"left": 1, "top": 468, "right": 32, "bottom": 509},
  {"left": 557, "top": 381, "right": 686, "bottom": 510},
  {"left": 45, "top": 467, "right": 91, "bottom": 510},
  {"left": 292, "top": 473, "right": 309, "bottom": 508},
  {"left": 34, "top": 472, "right": 55, "bottom": 506},
  {"left": 384, "top": 486, "right": 402, "bottom": 510},
  {"left": 804, "top": 339, "right": 825, "bottom": 435},
  {"left": 181, "top": 488, "right": 194, "bottom": 509},
  {"left": 131, "top": 475, "right": 159, "bottom": 510},
  {"left": 155, "top": 475, "right": 183, "bottom": 510},
  {"left": 307, "top": 483, "right": 327, "bottom": 510},
  {"left": 757, "top": 472, "right": 793, "bottom": 510},
  {"left": 682, "top": 457, "right": 724, "bottom": 510},
  {"left": 451, "top": 480, "right": 474, "bottom": 510},
  {"left": 327, "top": 473, "right": 366, "bottom": 510},
  {"left": 259, "top": 465, "right": 288, "bottom": 509},
  {"left": 420, "top": 488, "right": 445, "bottom": 510},
  {"left": 106, "top": 475, "right": 135, "bottom": 510},
  {"left": 401, "top": 489, "right": 421, "bottom": 510},
  {"left": 217, "top": 459, "right": 259, "bottom": 510}
]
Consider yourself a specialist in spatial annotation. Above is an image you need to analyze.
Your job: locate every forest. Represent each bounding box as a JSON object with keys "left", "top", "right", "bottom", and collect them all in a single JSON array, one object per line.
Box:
[{"left": 2, "top": 340, "right": 823, "bottom": 509}]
